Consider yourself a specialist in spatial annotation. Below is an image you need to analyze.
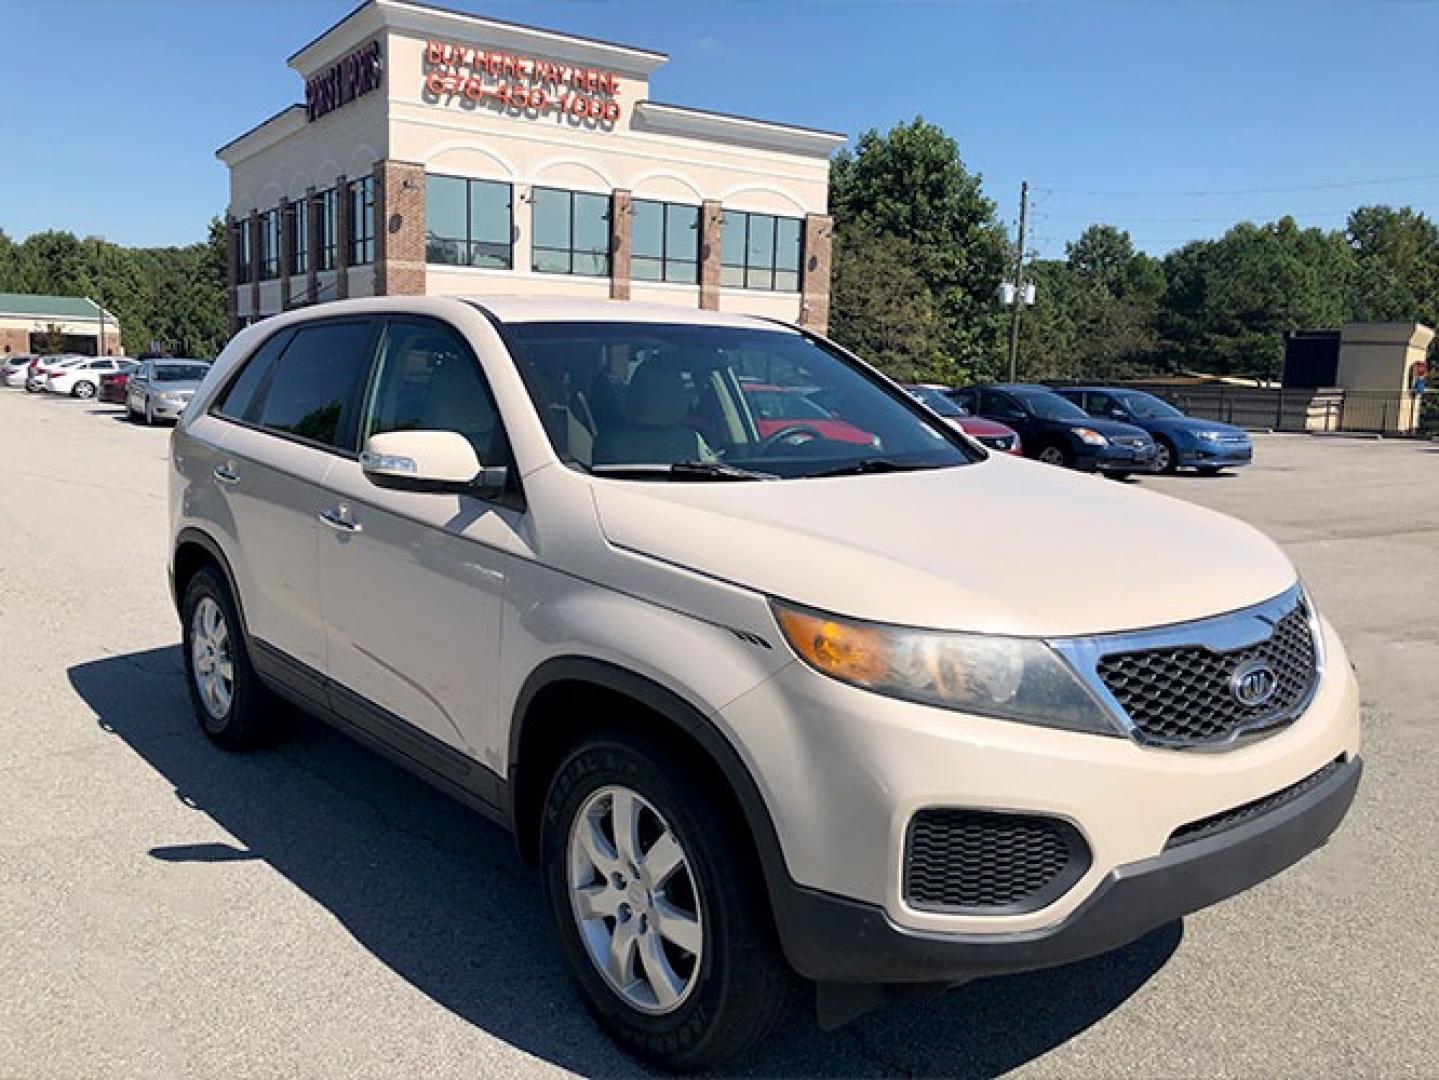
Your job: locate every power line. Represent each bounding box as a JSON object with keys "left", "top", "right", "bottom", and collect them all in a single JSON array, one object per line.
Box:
[
  {"left": 1034, "top": 172, "right": 1439, "bottom": 198},
  {"left": 1031, "top": 200, "right": 1439, "bottom": 225}
]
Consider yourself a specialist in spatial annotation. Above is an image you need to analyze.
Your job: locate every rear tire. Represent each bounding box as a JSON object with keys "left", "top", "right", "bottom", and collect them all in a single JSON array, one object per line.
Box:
[
  {"left": 181, "top": 567, "right": 286, "bottom": 750},
  {"left": 72, "top": 381, "right": 96, "bottom": 399},
  {"left": 541, "top": 732, "right": 797, "bottom": 1071}
]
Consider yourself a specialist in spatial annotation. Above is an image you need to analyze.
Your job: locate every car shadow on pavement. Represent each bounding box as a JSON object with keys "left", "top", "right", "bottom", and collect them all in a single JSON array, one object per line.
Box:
[{"left": 69, "top": 646, "right": 1180, "bottom": 1079}]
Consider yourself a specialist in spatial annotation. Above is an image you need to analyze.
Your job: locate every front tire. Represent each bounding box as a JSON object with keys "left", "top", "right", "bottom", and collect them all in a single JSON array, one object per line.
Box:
[
  {"left": 181, "top": 567, "right": 285, "bottom": 750},
  {"left": 541, "top": 733, "right": 795, "bottom": 1071},
  {"left": 1154, "top": 438, "right": 1178, "bottom": 474},
  {"left": 1037, "top": 443, "right": 1071, "bottom": 467}
]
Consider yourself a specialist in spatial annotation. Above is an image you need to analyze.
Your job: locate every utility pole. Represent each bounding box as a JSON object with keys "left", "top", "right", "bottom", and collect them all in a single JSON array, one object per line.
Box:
[{"left": 1007, "top": 180, "right": 1029, "bottom": 382}]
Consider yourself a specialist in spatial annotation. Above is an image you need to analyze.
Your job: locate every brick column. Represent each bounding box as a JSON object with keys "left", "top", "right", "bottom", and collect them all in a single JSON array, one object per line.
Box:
[
  {"left": 224, "top": 213, "right": 240, "bottom": 336},
  {"left": 304, "top": 186, "right": 319, "bottom": 305},
  {"left": 610, "top": 189, "right": 632, "bottom": 301},
  {"left": 799, "top": 213, "right": 833, "bottom": 334},
  {"left": 278, "top": 197, "right": 294, "bottom": 310},
  {"left": 248, "top": 209, "right": 261, "bottom": 318},
  {"left": 699, "top": 199, "right": 723, "bottom": 311},
  {"left": 335, "top": 176, "right": 351, "bottom": 300},
  {"left": 374, "top": 160, "right": 426, "bottom": 296}
]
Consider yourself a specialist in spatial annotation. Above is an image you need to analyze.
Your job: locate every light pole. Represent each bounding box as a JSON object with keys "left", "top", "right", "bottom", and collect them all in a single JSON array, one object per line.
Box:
[{"left": 1007, "top": 180, "right": 1030, "bottom": 382}]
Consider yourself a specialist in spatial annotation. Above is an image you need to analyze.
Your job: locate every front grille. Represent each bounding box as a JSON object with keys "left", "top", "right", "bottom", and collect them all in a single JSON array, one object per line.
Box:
[
  {"left": 979, "top": 434, "right": 1016, "bottom": 451},
  {"left": 1115, "top": 436, "right": 1151, "bottom": 449},
  {"left": 1096, "top": 602, "right": 1317, "bottom": 746},
  {"left": 904, "top": 809, "right": 1090, "bottom": 913},
  {"left": 1166, "top": 757, "right": 1345, "bottom": 849}
]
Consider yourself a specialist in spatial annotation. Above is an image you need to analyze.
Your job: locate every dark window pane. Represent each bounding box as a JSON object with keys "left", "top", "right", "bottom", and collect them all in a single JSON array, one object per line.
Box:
[
  {"left": 427, "top": 175, "right": 467, "bottom": 242},
  {"left": 532, "top": 188, "right": 570, "bottom": 251},
  {"left": 426, "top": 237, "right": 463, "bottom": 265},
  {"left": 533, "top": 247, "right": 570, "bottom": 274},
  {"left": 632, "top": 200, "right": 663, "bottom": 259},
  {"left": 775, "top": 217, "right": 802, "bottom": 271},
  {"left": 666, "top": 204, "right": 699, "bottom": 264},
  {"left": 364, "top": 321, "right": 500, "bottom": 461},
  {"left": 721, "top": 210, "right": 745, "bottom": 267},
  {"left": 632, "top": 256, "right": 663, "bottom": 281},
  {"left": 255, "top": 321, "right": 375, "bottom": 449},
  {"left": 665, "top": 259, "right": 698, "bottom": 284},
  {"left": 746, "top": 214, "right": 775, "bottom": 272},
  {"left": 217, "top": 330, "right": 289, "bottom": 422},
  {"left": 573, "top": 192, "right": 610, "bottom": 254},
  {"left": 573, "top": 250, "right": 609, "bottom": 277},
  {"left": 470, "top": 180, "right": 511, "bottom": 245}
]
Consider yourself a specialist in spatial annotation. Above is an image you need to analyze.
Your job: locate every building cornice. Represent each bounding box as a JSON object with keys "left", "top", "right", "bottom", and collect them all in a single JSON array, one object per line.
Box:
[
  {"left": 215, "top": 105, "right": 307, "bottom": 163},
  {"left": 633, "top": 101, "right": 848, "bottom": 158},
  {"left": 289, "top": 0, "right": 668, "bottom": 79}
]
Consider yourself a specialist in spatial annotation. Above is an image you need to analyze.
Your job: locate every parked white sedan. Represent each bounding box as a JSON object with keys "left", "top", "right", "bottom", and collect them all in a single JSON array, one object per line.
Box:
[
  {"left": 2, "top": 355, "right": 36, "bottom": 388},
  {"left": 47, "top": 357, "right": 130, "bottom": 399}
]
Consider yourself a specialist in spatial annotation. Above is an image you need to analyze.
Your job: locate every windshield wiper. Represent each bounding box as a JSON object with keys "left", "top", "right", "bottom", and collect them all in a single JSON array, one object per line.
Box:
[
  {"left": 806, "top": 458, "right": 943, "bottom": 479},
  {"left": 589, "top": 460, "right": 778, "bottom": 481}
]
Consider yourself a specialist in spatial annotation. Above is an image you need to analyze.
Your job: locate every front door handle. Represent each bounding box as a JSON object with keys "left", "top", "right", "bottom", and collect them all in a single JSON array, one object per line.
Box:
[
  {"left": 318, "top": 506, "right": 362, "bottom": 533},
  {"left": 213, "top": 462, "right": 240, "bottom": 485}
]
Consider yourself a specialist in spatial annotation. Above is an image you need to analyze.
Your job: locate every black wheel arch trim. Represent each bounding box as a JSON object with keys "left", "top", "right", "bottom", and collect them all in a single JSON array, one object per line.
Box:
[
  {"left": 509, "top": 656, "right": 803, "bottom": 957},
  {"left": 172, "top": 527, "right": 250, "bottom": 639}
]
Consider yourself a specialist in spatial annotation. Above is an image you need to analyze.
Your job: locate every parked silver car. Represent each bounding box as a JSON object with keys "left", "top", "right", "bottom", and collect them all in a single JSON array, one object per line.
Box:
[{"left": 126, "top": 359, "right": 210, "bottom": 424}]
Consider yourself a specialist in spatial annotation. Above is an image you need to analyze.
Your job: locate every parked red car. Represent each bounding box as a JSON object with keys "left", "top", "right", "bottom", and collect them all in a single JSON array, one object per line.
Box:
[
  {"left": 97, "top": 362, "right": 140, "bottom": 405},
  {"left": 741, "top": 383, "right": 877, "bottom": 446},
  {"left": 903, "top": 383, "right": 1024, "bottom": 455}
]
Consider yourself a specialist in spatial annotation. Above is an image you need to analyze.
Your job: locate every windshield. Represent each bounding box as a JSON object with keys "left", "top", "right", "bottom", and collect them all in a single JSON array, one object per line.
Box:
[
  {"left": 904, "top": 385, "right": 966, "bottom": 417},
  {"left": 155, "top": 363, "right": 206, "bottom": 382},
  {"left": 1120, "top": 391, "right": 1184, "bottom": 419},
  {"left": 1018, "top": 390, "right": 1092, "bottom": 421},
  {"left": 500, "top": 322, "right": 975, "bottom": 480}
]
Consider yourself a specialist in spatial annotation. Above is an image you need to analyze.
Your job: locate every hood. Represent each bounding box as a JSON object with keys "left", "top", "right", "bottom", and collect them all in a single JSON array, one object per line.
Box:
[
  {"left": 154, "top": 381, "right": 203, "bottom": 393},
  {"left": 591, "top": 455, "right": 1295, "bottom": 637},
  {"left": 1064, "top": 416, "right": 1152, "bottom": 440},
  {"left": 948, "top": 416, "right": 1016, "bottom": 438},
  {"left": 1140, "top": 415, "right": 1246, "bottom": 436}
]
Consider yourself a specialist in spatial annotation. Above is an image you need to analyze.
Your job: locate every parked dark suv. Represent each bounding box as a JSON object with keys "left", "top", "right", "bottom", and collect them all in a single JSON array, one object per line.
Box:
[
  {"left": 1053, "top": 387, "right": 1253, "bottom": 474},
  {"left": 949, "top": 384, "right": 1158, "bottom": 476}
]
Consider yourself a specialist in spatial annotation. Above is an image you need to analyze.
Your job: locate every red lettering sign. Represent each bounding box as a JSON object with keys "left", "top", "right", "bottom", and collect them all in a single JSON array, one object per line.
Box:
[{"left": 421, "top": 37, "right": 624, "bottom": 126}]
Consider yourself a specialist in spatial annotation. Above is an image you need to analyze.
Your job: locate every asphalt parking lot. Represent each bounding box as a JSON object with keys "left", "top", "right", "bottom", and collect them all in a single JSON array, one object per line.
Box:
[{"left": 2, "top": 387, "right": 1436, "bottom": 1078}]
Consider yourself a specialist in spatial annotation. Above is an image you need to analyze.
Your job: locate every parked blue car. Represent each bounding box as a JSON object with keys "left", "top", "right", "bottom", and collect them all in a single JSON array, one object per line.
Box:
[{"left": 1053, "top": 387, "right": 1252, "bottom": 474}]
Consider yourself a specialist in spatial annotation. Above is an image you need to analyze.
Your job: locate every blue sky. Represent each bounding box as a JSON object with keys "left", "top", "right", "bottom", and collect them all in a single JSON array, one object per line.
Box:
[{"left": 2, "top": 0, "right": 1437, "bottom": 257}]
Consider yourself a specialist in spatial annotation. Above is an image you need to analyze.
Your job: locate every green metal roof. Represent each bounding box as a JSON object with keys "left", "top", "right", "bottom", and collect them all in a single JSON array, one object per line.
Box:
[{"left": 0, "top": 293, "right": 114, "bottom": 320}]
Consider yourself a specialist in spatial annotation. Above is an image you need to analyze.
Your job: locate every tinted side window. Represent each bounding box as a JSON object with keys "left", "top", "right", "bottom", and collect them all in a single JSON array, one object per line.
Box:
[
  {"left": 1084, "top": 391, "right": 1115, "bottom": 416},
  {"left": 980, "top": 390, "right": 1024, "bottom": 419},
  {"left": 215, "top": 330, "right": 291, "bottom": 422},
  {"left": 254, "top": 321, "right": 376, "bottom": 450},
  {"left": 363, "top": 320, "right": 502, "bottom": 462}
]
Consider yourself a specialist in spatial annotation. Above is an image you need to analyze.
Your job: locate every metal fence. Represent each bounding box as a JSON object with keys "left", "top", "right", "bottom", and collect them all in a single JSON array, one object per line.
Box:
[{"left": 1127, "top": 383, "right": 1438, "bottom": 436}]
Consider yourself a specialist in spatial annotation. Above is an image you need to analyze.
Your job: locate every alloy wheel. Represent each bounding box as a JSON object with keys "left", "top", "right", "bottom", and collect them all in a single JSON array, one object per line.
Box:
[
  {"left": 74, "top": 381, "right": 95, "bottom": 399},
  {"left": 566, "top": 785, "right": 704, "bottom": 1015},
  {"left": 1154, "top": 442, "right": 1173, "bottom": 472},
  {"left": 190, "top": 596, "right": 234, "bottom": 721},
  {"left": 1038, "top": 446, "right": 1066, "bottom": 466}
]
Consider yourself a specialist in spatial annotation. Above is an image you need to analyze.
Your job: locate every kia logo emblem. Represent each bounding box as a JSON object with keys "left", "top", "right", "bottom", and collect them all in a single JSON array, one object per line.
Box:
[{"left": 1230, "top": 659, "right": 1279, "bottom": 707}]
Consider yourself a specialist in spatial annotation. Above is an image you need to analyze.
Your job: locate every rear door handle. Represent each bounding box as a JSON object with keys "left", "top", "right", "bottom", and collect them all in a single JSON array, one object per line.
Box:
[
  {"left": 319, "top": 506, "right": 362, "bottom": 533},
  {"left": 213, "top": 463, "right": 240, "bottom": 485}
]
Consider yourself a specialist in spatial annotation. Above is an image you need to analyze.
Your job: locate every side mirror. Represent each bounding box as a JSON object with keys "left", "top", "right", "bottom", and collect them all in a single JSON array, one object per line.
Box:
[{"left": 361, "top": 430, "right": 506, "bottom": 494}]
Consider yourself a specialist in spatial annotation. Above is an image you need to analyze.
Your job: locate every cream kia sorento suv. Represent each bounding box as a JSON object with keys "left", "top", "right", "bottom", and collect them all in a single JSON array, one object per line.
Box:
[{"left": 169, "top": 297, "right": 1361, "bottom": 1069}]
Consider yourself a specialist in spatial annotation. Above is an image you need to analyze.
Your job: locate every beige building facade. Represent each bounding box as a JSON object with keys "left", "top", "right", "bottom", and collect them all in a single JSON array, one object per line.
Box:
[{"left": 217, "top": 0, "right": 845, "bottom": 334}]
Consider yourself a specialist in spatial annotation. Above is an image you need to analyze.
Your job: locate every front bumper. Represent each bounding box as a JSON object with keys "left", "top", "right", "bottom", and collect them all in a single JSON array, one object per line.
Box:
[
  {"left": 774, "top": 754, "right": 1360, "bottom": 984},
  {"left": 1179, "top": 442, "right": 1253, "bottom": 468},
  {"left": 1095, "top": 443, "right": 1159, "bottom": 472},
  {"left": 151, "top": 398, "right": 190, "bottom": 419}
]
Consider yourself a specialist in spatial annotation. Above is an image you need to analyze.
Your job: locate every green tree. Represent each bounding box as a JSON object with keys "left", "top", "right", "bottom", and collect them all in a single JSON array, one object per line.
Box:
[
  {"left": 1345, "top": 205, "right": 1439, "bottom": 327},
  {"left": 829, "top": 228, "right": 948, "bottom": 382},
  {"left": 830, "top": 118, "right": 1009, "bottom": 376}
]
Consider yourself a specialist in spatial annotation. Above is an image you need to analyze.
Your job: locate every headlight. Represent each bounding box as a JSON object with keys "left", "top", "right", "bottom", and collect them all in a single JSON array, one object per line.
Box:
[
  {"left": 159, "top": 392, "right": 184, "bottom": 403},
  {"left": 772, "top": 601, "right": 1120, "bottom": 735},
  {"left": 1196, "top": 430, "right": 1227, "bottom": 442},
  {"left": 1075, "top": 427, "right": 1109, "bottom": 447}
]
